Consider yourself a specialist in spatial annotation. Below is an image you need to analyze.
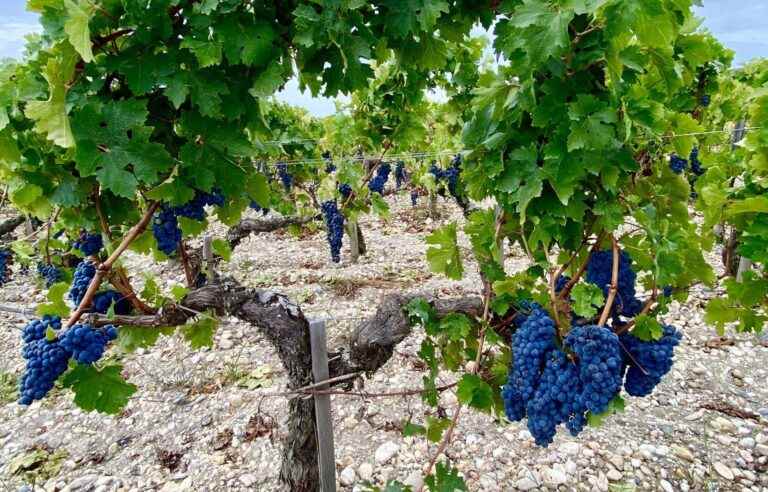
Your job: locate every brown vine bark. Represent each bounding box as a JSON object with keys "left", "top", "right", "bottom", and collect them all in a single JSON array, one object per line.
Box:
[
  {"left": 0, "top": 214, "right": 24, "bottom": 237},
  {"left": 226, "top": 215, "right": 316, "bottom": 249},
  {"left": 84, "top": 283, "right": 483, "bottom": 491}
]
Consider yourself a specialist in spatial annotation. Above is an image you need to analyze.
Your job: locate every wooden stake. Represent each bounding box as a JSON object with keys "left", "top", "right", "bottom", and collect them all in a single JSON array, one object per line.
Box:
[{"left": 309, "top": 319, "right": 336, "bottom": 492}]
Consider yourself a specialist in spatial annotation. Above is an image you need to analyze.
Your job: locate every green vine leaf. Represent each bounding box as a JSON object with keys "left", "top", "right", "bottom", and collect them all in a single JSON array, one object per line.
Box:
[
  {"left": 181, "top": 313, "right": 219, "bottom": 349},
  {"left": 456, "top": 373, "right": 493, "bottom": 411},
  {"left": 62, "top": 364, "right": 137, "bottom": 414},
  {"left": 36, "top": 282, "right": 70, "bottom": 317},
  {"left": 570, "top": 283, "right": 604, "bottom": 318},
  {"left": 425, "top": 223, "right": 463, "bottom": 280},
  {"left": 63, "top": 0, "right": 95, "bottom": 63}
]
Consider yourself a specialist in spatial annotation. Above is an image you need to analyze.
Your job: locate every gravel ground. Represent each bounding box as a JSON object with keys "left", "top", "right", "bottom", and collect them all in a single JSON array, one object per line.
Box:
[{"left": 1, "top": 196, "right": 767, "bottom": 492}]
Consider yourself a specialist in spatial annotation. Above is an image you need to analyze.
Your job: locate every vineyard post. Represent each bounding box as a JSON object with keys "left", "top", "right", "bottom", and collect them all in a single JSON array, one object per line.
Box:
[
  {"left": 731, "top": 120, "right": 753, "bottom": 281},
  {"left": 309, "top": 319, "right": 337, "bottom": 492},
  {"left": 428, "top": 193, "right": 438, "bottom": 219},
  {"left": 347, "top": 220, "right": 360, "bottom": 263}
]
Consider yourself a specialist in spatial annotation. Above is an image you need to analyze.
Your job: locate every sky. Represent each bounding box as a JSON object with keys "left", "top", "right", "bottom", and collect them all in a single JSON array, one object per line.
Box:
[{"left": 1, "top": 1, "right": 766, "bottom": 117}]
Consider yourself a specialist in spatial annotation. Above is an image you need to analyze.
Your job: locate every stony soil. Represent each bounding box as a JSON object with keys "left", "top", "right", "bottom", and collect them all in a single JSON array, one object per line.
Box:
[{"left": 1, "top": 196, "right": 767, "bottom": 492}]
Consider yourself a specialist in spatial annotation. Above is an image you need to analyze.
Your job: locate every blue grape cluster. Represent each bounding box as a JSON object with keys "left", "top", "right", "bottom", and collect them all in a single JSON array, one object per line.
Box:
[
  {"left": 338, "top": 183, "right": 352, "bottom": 200},
  {"left": 152, "top": 206, "right": 182, "bottom": 255},
  {"left": 69, "top": 260, "right": 96, "bottom": 305},
  {"left": 22, "top": 315, "right": 61, "bottom": 343},
  {"left": 429, "top": 162, "right": 444, "bottom": 181},
  {"left": 564, "top": 326, "right": 623, "bottom": 415},
  {"left": 700, "top": 94, "right": 710, "bottom": 107},
  {"left": 73, "top": 232, "right": 103, "bottom": 256},
  {"left": 368, "top": 163, "right": 391, "bottom": 194},
  {"left": 277, "top": 163, "right": 293, "bottom": 191},
  {"left": 60, "top": 324, "right": 118, "bottom": 364},
  {"left": 669, "top": 154, "right": 687, "bottom": 174},
  {"left": 662, "top": 286, "right": 673, "bottom": 297},
  {"left": 689, "top": 147, "right": 704, "bottom": 176},
  {"left": 555, "top": 275, "right": 570, "bottom": 294},
  {"left": 19, "top": 335, "right": 71, "bottom": 405},
  {"left": 0, "top": 248, "right": 12, "bottom": 285},
  {"left": 249, "top": 201, "right": 270, "bottom": 215},
  {"left": 410, "top": 190, "right": 418, "bottom": 207},
  {"left": 321, "top": 200, "right": 344, "bottom": 263},
  {"left": 92, "top": 290, "right": 132, "bottom": 315},
  {"left": 502, "top": 307, "right": 557, "bottom": 422},
  {"left": 37, "top": 263, "right": 63, "bottom": 287},
  {"left": 620, "top": 325, "right": 682, "bottom": 396},
  {"left": 174, "top": 190, "right": 226, "bottom": 221},
  {"left": 586, "top": 250, "right": 641, "bottom": 317},
  {"left": 323, "top": 152, "right": 336, "bottom": 173},
  {"left": 394, "top": 161, "right": 406, "bottom": 189}
]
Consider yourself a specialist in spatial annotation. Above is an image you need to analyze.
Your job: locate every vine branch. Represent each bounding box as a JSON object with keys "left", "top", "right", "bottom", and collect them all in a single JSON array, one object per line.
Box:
[{"left": 597, "top": 236, "right": 619, "bottom": 326}]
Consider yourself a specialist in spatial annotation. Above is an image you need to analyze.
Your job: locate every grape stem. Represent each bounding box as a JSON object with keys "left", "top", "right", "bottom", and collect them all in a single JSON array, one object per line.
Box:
[
  {"left": 177, "top": 240, "right": 196, "bottom": 287},
  {"left": 65, "top": 201, "right": 160, "bottom": 328},
  {"left": 597, "top": 236, "right": 619, "bottom": 326}
]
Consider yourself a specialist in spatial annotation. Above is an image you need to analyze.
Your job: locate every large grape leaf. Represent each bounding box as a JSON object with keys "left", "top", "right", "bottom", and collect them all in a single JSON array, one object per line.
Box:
[
  {"left": 24, "top": 42, "right": 79, "bottom": 148},
  {"left": 63, "top": 0, "right": 95, "bottom": 63},
  {"left": 62, "top": 364, "right": 137, "bottom": 414},
  {"left": 425, "top": 223, "right": 464, "bottom": 280}
]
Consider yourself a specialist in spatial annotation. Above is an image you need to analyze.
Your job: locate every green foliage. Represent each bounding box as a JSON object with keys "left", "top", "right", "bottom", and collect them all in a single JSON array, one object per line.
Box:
[
  {"left": 0, "top": 371, "right": 18, "bottom": 404},
  {"left": 424, "top": 462, "right": 467, "bottom": 492},
  {"left": 36, "top": 282, "right": 70, "bottom": 317},
  {"left": 181, "top": 313, "right": 219, "bottom": 349},
  {"left": 425, "top": 223, "right": 463, "bottom": 280},
  {"left": 62, "top": 363, "right": 137, "bottom": 414},
  {"left": 571, "top": 283, "right": 605, "bottom": 318}
]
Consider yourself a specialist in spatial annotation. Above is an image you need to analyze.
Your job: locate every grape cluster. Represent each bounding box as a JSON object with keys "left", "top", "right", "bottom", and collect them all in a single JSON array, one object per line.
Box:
[
  {"left": 19, "top": 335, "right": 71, "bottom": 405},
  {"left": 321, "top": 200, "right": 344, "bottom": 263},
  {"left": 368, "top": 162, "right": 391, "bottom": 194},
  {"left": 700, "top": 94, "right": 711, "bottom": 107},
  {"left": 394, "top": 161, "right": 406, "bottom": 189},
  {"left": 277, "top": 163, "right": 293, "bottom": 191},
  {"left": 555, "top": 275, "right": 570, "bottom": 294},
  {"left": 60, "top": 323, "right": 118, "bottom": 364},
  {"left": 92, "top": 290, "right": 132, "bottom": 315},
  {"left": 689, "top": 147, "right": 705, "bottom": 176},
  {"left": 73, "top": 232, "right": 103, "bottom": 256},
  {"left": 22, "top": 315, "right": 62, "bottom": 343},
  {"left": 0, "top": 248, "right": 12, "bottom": 285},
  {"left": 620, "top": 325, "right": 682, "bottom": 396},
  {"left": 586, "top": 250, "right": 640, "bottom": 317},
  {"left": 526, "top": 350, "right": 586, "bottom": 446},
  {"left": 502, "top": 307, "right": 557, "bottom": 419},
  {"left": 69, "top": 260, "right": 96, "bottom": 305},
  {"left": 152, "top": 206, "right": 182, "bottom": 255},
  {"left": 174, "top": 190, "right": 226, "bottom": 221},
  {"left": 323, "top": 152, "right": 336, "bottom": 173},
  {"left": 669, "top": 154, "right": 687, "bottom": 174},
  {"left": 410, "top": 190, "right": 418, "bottom": 207},
  {"left": 338, "top": 183, "right": 352, "bottom": 200},
  {"left": 564, "top": 325, "right": 623, "bottom": 415},
  {"left": 37, "top": 262, "right": 63, "bottom": 287},
  {"left": 249, "top": 201, "right": 270, "bottom": 215}
]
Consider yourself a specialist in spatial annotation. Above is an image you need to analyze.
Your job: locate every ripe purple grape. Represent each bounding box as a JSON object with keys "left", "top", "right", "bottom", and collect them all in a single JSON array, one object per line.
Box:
[
  {"left": 73, "top": 232, "right": 103, "bottom": 257},
  {"left": 69, "top": 260, "right": 96, "bottom": 305},
  {"left": 564, "top": 325, "right": 623, "bottom": 415},
  {"left": 669, "top": 154, "right": 687, "bottom": 174},
  {"left": 60, "top": 323, "right": 118, "bottom": 365},
  {"left": 37, "top": 262, "right": 63, "bottom": 287},
  {"left": 321, "top": 200, "right": 344, "bottom": 263},
  {"left": 368, "top": 163, "right": 391, "bottom": 194},
  {"left": 0, "top": 248, "right": 13, "bottom": 285},
  {"left": 620, "top": 325, "right": 682, "bottom": 397},
  {"left": 92, "top": 290, "right": 132, "bottom": 315}
]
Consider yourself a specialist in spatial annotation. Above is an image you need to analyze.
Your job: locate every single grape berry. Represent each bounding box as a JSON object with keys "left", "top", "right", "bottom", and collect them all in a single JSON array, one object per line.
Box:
[
  {"left": 321, "top": 200, "right": 344, "bottom": 263},
  {"left": 73, "top": 232, "right": 103, "bottom": 257}
]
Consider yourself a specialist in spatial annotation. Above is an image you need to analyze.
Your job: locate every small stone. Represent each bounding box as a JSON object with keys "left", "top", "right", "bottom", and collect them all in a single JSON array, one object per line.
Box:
[
  {"left": 514, "top": 477, "right": 538, "bottom": 491},
  {"left": 68, "top": 475, "right": 97, "bottom": 491},
  {"left": 712, "top": 462, "right": 734, "bottom": 480},
  {"left": 685, "top": 410, "right": 704, "bottom": 421},
  {"left": 607, "top": 454, "right": 624, "bottom": 470},
  {"left": 357, "top": 463, "right": 374, "bottom": 481},
  {"left": 375, "top": 442, "right": 400, "bottom": 464},
  {"left": 710, "top": 417, "right": 736, "bottom": 433},
  {"left": 340, "top": 466, "right": 356, "bottom": 486},
  {"left": 606, "top": 469, "right": 622, "bottom": 481},
  {"left": 239, "top": 474, "right": 257, "bottom": 487},
  {"left": 560, "top": 442, "right": 581, "bottom": 456},
  {"left": 542, "top": 466, "right": 567, "bottom": 486},
  {"left": 672, "top": 445, "right": 694, "bottom": 462},
  {"left": 740, "top": 437, "right": 756, "bottom": 449},
  {"left": 403, "top": 470, "right": 423, "bottom": 490},
  {"left": 755, "top": 444, "right": 768, "bottom": 456},
  {"left": 660, "top": 479, "right": 674, "bottom": 492},
  {"left": 639, "top": 444, "right": 655, "bottom": 459}
]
